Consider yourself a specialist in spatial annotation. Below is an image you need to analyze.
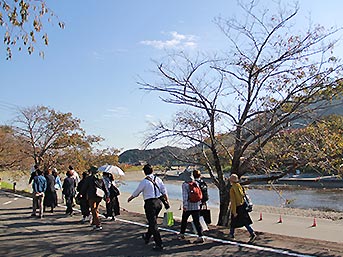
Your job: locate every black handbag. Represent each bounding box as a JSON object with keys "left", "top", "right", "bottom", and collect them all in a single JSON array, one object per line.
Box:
[
  {"left": 159, "top": 195, "right": 170, "bottom": 209},
  {"left": 200, "top": 204, "right": 211, "bottom": 224},
  {"left": 110, "top": 184, "right": 120, "bottom": 197},
  {"left": 242, "top": 187, "right": 253, "bottom": 212}
]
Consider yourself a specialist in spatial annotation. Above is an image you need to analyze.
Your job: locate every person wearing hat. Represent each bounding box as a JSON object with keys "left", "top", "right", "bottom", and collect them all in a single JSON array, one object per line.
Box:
[
  {"left": 229, "top": 173, "right": 256, "bottom": 243},
  {"left": 80, "top": 166, "right": 110, "bottom": 231},
  {"left": 177, "top": 170, "right": 204, "bottom": 243}
]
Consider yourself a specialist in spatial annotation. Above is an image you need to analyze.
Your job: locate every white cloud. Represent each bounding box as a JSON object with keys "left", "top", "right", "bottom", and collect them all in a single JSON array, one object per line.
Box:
[
  {"left": 140, "top": 31, "right": 197, "bottom": 50},
  {"left": 145, "top": 114, "right": 155, "bottom": 120},
  {"left": 103, "top": 107, "right": 130, "bottom": 118},
  {"left": 92, "top": 49, "right": 128, "bottom": 60},
  {"left": 92, "top": 51, "right": 105, "bottom": 60}
]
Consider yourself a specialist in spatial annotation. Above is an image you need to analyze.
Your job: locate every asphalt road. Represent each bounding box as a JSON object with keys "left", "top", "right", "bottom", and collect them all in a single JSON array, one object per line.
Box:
[{"left": 0, "top": 190, "right": 341, "bottom": 257}]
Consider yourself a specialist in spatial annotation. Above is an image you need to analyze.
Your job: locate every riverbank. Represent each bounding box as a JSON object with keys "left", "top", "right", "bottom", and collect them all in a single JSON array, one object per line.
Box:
[
  {"left": 123, "top": 170, "right": 343, "bottom": 221},
  {"left": 1, "top": 169, "right": 342, "bottom": 243},
  {"left": 2, "top": 169, "right": 342, "bottom": 221}
]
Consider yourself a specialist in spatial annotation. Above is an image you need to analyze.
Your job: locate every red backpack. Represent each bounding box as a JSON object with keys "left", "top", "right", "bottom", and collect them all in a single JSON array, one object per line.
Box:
[{"left": 188, "top": 181, "right": 203, "bottom": 202}]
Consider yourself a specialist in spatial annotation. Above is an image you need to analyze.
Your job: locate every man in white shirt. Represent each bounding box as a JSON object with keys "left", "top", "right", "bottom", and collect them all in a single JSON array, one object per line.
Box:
[{"left": 127, "top": 164, "right": 169, "bottom": 251}]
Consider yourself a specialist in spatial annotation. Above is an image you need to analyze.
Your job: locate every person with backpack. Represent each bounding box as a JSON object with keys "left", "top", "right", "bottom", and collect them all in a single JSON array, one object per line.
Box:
[
  {"left": 177, "top": 170, "right": 204, "bottom": 243},
  {"left": 193, "top": 169, "right": 211, "bottom": 224},
  {"left": 193, "top": 170, "right": 209, "bottom": 205},
  {"left": 103, "top": 172, "right": 120, "bottom": 220}
]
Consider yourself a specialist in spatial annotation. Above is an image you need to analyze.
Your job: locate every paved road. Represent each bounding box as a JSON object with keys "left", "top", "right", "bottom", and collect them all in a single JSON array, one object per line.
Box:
[{"left": 0, "top": 190, "right": 341, "bottom": 257}]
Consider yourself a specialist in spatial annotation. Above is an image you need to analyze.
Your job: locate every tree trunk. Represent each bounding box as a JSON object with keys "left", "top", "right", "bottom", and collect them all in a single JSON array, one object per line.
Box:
[{"left": 217, "top": 182, "right": 230, "bottom": 226}]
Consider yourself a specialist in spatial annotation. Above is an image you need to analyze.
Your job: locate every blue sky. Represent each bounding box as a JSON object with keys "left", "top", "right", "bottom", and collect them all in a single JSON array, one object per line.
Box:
[{"left": 1, "top": 0, "right": 343, "bottom": 153}]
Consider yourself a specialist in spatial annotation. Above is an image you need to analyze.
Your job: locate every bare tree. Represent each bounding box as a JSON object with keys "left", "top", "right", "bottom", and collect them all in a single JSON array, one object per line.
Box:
[
  {"left": 140, "top": 1, "right": 343, "bottom": 225},
  {"left": 12, "top": 106, "right": 89, "bottom": 170}
]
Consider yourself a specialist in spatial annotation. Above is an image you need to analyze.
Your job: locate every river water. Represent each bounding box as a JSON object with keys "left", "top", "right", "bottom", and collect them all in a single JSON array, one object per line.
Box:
[{"left": 120, "top": 181, "right": 343, "bottom": 212}]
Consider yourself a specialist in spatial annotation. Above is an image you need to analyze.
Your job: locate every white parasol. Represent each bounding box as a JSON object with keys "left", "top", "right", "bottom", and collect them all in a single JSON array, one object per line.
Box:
[{"left": 98, "top": 164, "right": 125, "bottom": 176}]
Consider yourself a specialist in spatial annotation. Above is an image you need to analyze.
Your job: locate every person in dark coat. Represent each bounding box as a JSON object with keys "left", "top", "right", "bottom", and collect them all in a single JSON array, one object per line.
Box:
[
  {"left": 110, "top": 173, "right": 121, "bottom": 217},
  {"left": 29, "top": 164, "right": 39, "bottom": 184},
  {"left": 80, "top": 166, "right": 110, "bottom": 231},
  {"left": 229, "top": 173, "right": 256, "bottom": 243},
  {"left": 43, "top": 168, "right": 57, "bottom": 213},
  {"left": 103, "top": 172, "right": 120, "bottom": 220},
  {"left": 77, "top": 171, "right": 91, "bottom": 223},
  {"left": 62, "top": 170, "right": 76, "bottom": 215}
]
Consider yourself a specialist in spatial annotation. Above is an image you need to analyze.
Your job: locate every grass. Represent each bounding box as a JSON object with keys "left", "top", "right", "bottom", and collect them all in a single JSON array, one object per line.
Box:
[
  {"left": 0, "top": 181, "right": 13, "bottom": 190},
  {"left": 124, "top": 166, "right": 144, "bottom": 172}
]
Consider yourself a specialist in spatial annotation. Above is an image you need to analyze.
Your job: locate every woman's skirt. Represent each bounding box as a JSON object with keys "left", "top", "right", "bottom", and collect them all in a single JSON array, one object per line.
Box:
[{"left": 230, "top": 204, "right": 253, "bottom": 228}]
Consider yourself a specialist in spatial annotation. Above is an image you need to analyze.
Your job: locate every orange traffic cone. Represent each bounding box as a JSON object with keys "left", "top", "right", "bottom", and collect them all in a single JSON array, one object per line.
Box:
[
  {"left": 258, "top": 212, "right": 263, "bottom": 221},
  {"left": 278, "top": 215, "right": 283, "bottom": 223},
  {"left": 312, "top": 217, "right": 317, "bottom": 227}
]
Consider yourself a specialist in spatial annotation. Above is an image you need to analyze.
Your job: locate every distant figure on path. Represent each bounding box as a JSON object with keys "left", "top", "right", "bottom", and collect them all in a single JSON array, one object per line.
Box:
[
  {"left": 52, "top": 168, "right": 62, "bottom": 206},
  {"left": 103, "top": 172, "right": 120, "bottom": 220},
  {"left": 62, "top": 170, "right": 76, "bottom": 216},
  {"left": 43, "top": 168, "right": 57, "bottom": 213},
  {"left": 229, "top": 173, "right": 256, "bottom": 243},
  {"left": 69, "top": 165, "right": 80, "bottom": 186},
  {"left": 29, "top": 164, "right": 39, "bottom": 184},
  {"left": 77, "top": 171, "right": 91, "bottom": 223},
  {"left": 80, "top": 166, "right": 110, "bottom": 231},
  {"left": 31, "top": 169, "right": 47, "bottom": 218},
  {"left": 127, "top": 164, "right": 169, "bottom": 251}
]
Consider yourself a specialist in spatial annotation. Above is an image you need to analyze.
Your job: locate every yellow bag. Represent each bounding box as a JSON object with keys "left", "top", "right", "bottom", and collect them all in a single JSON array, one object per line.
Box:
[{"left": 163, "top": 211, "right": 174, "bottom": 227}]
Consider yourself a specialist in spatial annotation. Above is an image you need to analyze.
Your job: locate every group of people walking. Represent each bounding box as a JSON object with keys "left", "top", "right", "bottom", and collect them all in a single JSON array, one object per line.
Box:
[
  {"left": 29, "top": 163, "right": 255, "bottom": 251},
  {"left": 127, "top": 164, "right": 256, "bottom": 251},
  {"left": 29, "top": 165, "right": 63, "bottom": 218},
  {"left": 29, "top": 164, "right": 120, "bottom": 231}
]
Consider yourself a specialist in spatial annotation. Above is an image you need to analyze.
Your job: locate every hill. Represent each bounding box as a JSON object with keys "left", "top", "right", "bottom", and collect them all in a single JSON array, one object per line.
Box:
[
  {"left": 119, "top": 99, "right": 343, "bottom": 166},
  {"left": 119, "top": 146, "right": 189, "bottom": 166}
]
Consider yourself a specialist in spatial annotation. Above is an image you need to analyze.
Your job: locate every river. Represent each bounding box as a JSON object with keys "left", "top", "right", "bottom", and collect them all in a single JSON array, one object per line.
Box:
[{"left": 119, "top": 180, "right": 343, "bottom": 212}]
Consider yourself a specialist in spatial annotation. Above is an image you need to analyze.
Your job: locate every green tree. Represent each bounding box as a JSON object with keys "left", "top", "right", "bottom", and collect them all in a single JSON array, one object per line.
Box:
[
  {"left": 141, "top": 1, "right": 343, "bottom": 225},
  {"left": 0, "top": 0, "right": 64, "bottom": 59}
]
